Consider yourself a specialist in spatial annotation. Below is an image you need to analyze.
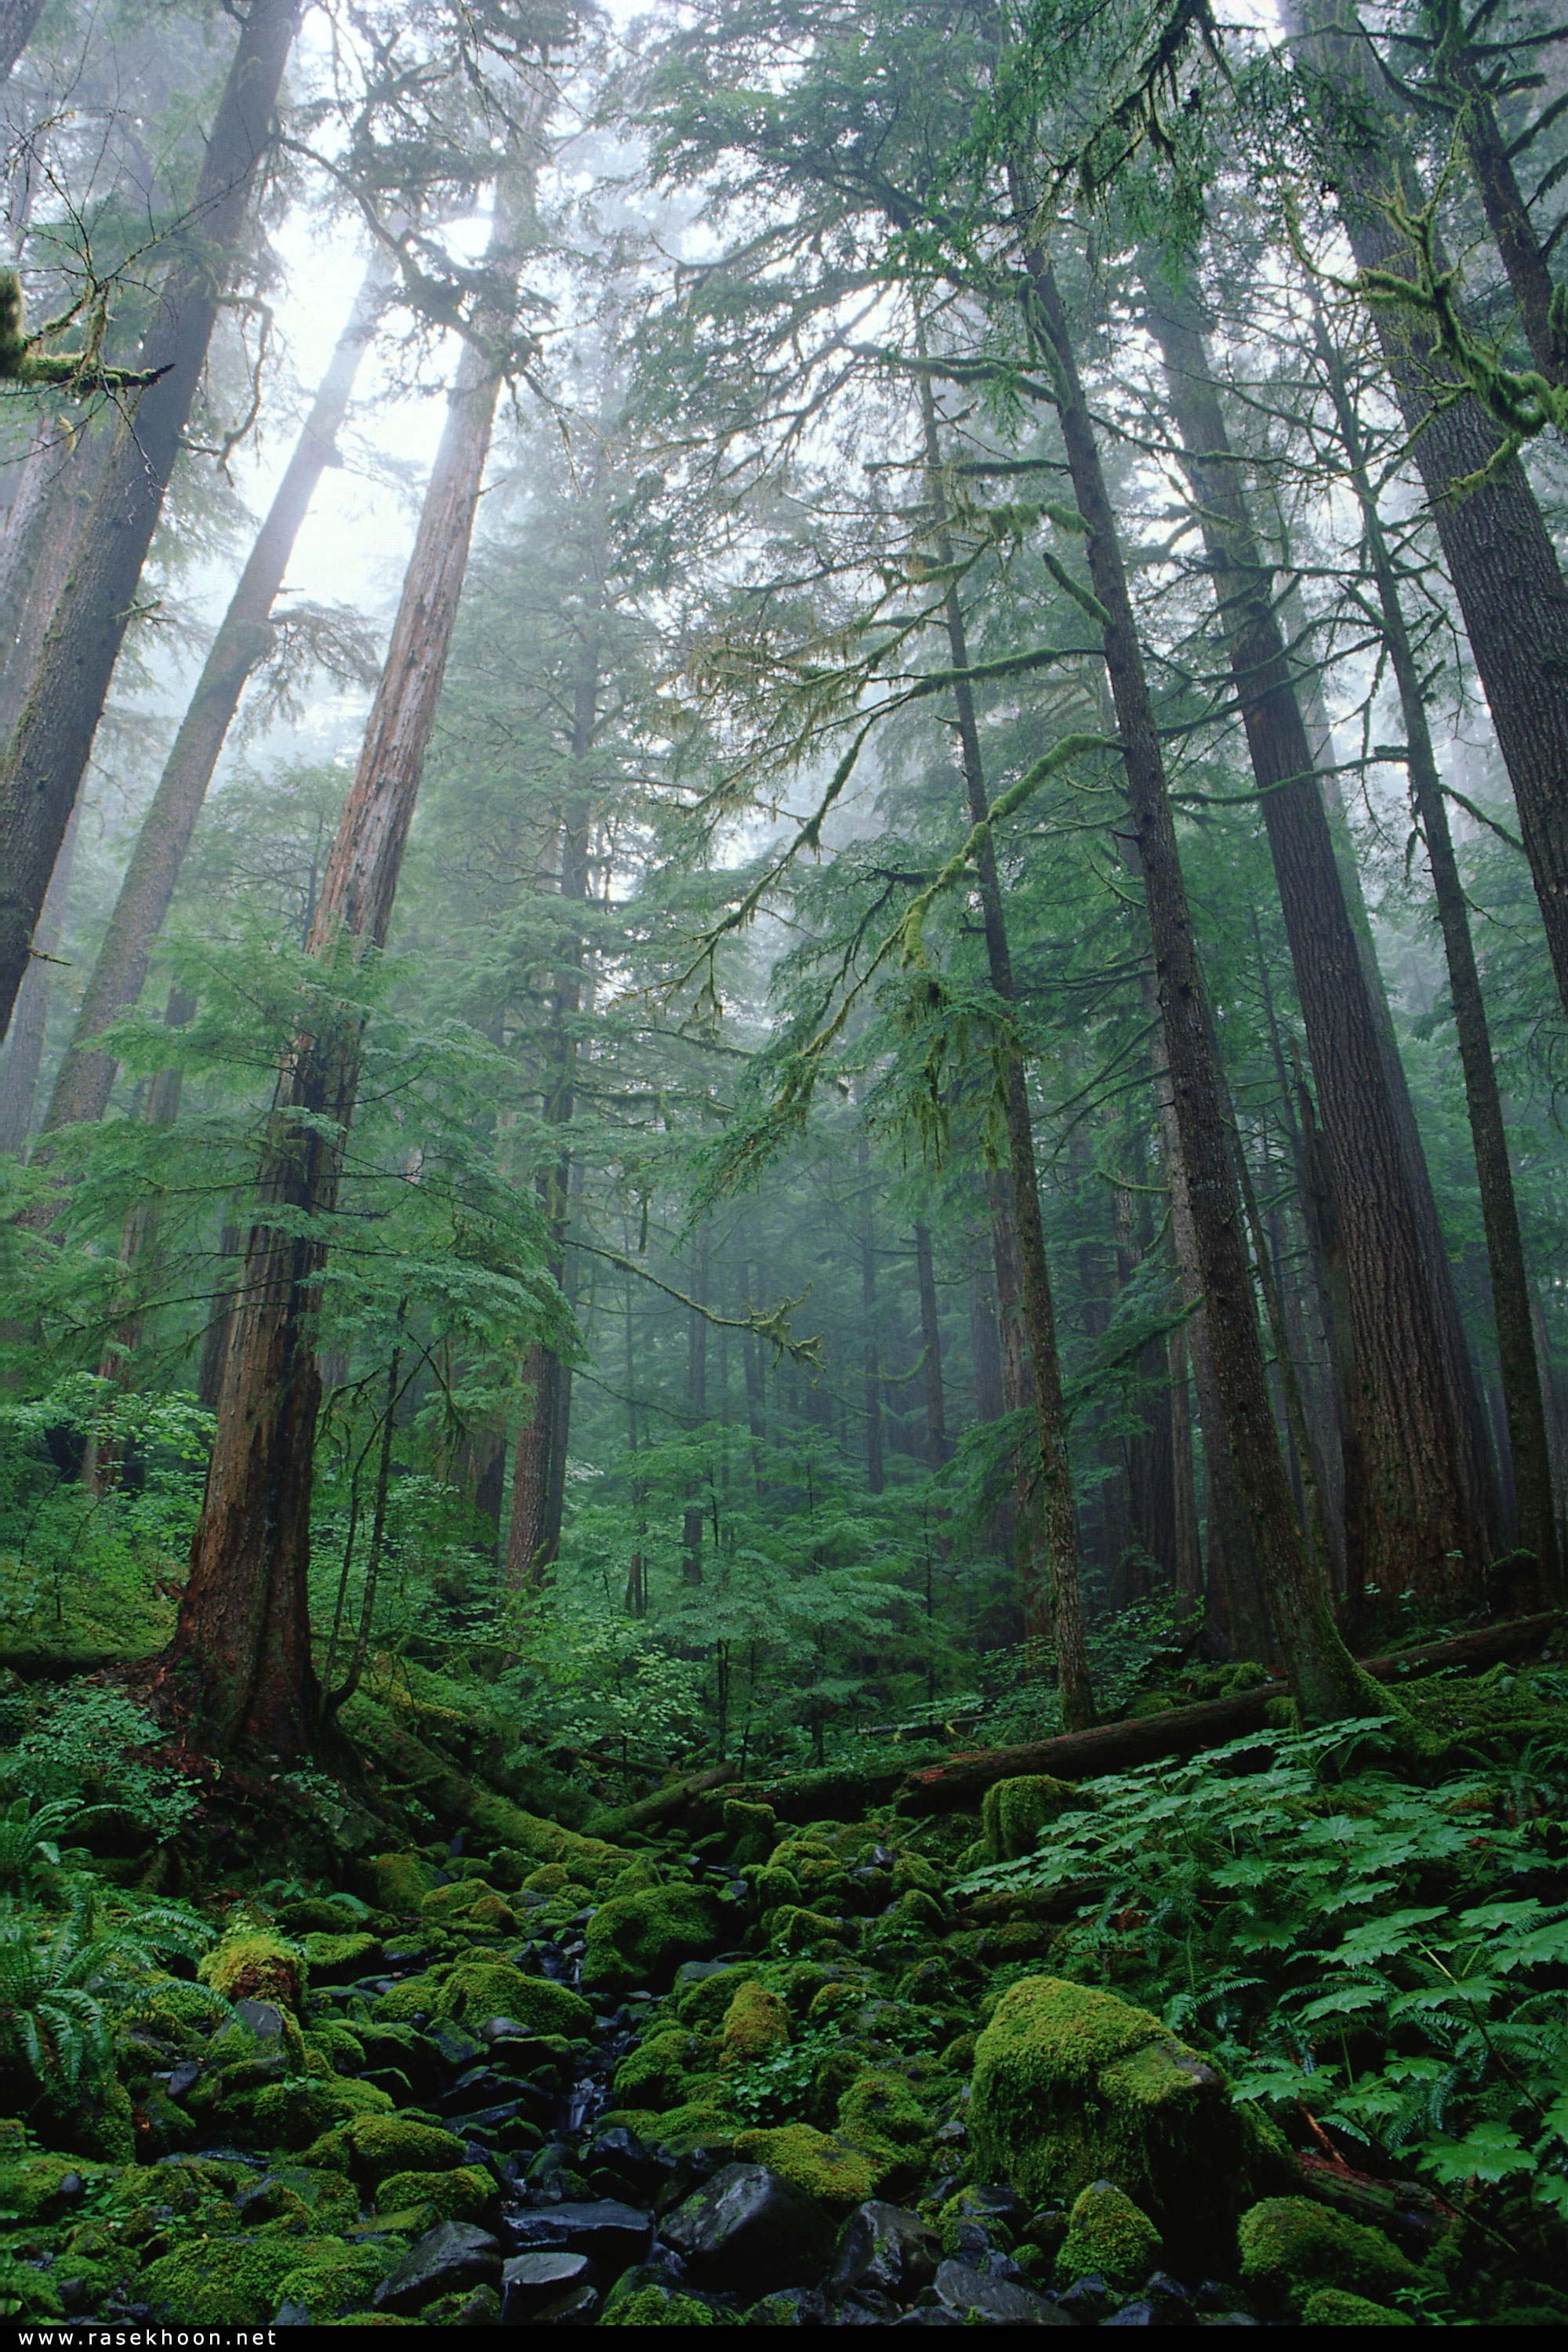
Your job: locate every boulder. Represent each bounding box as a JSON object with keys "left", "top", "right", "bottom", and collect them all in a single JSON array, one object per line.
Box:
[
  {"left": 501, "top": 2197, "right": 655, "bottom": 2270},
  {"left": 662, "top": 2161, "right": 837, "bottom": 2292},
  {"left": 1237, "top": 2198, "right": 1425, "bottom": 2308},
  {"left": 500, "top": 2249, "right": 590, "bottom": 2318},
  {"left": 827, "top": 2201, "right": 939, "bottom": 2299},
  {"left": 583, "top": 1882, "right": 725, "bottom": 1991},
  {"left": 373, "top": 2220, "right": 502, "bottom": 2313},
  {"left": 929, "top": 2259, "right": 1064, "bottom": 2325},
  {"left": 970, "top": 1976, "right": 1252, "bottom": 2254},
  {"left": 1055, "top": 2180, "right": 1160, "bottom": 2289},
  {"left": 981, "top": 1775, "right": 1080, "bottom": 1863}
]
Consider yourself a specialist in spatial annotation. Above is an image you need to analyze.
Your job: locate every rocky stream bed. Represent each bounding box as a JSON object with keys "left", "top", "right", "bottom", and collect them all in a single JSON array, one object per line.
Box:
[{"left": 0, "top": 1764, "right": 1557, "bottom": 2329}]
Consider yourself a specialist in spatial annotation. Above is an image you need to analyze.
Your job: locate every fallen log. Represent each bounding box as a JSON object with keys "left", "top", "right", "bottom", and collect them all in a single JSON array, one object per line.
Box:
[
  {"left": 895, "top": 1611, "right": 1565, "bottom": 1815},
  {"left": 586, "top": 1763, "right": 736, "bottom": 1842}
]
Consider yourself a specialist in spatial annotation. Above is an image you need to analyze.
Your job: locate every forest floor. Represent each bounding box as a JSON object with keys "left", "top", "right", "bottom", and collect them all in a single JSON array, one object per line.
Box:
[{"left": 2, "top": 1632, "right": 1566, "bottom": 2330}]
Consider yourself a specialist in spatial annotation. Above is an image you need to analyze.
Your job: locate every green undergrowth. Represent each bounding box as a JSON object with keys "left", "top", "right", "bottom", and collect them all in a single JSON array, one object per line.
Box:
[{"left": 955, "top": 1668, "right": 1568, "bottom": 2238}]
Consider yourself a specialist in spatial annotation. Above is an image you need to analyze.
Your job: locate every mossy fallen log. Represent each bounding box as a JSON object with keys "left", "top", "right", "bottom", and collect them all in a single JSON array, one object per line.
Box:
[{"left": 895, "top": 1612, "right": 1565, "bottom": 1814}]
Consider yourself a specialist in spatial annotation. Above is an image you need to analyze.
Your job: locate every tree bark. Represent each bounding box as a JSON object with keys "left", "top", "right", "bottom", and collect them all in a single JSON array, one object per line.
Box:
[
  {"left": 0, "top": 797, "right": 78, "bottom": 1155},
  {"left": 1020, "top": 233, "right": 1374, "bottom": 1723},
  {"left": 1315, "top": 312, "right": 1559, "bottom": 1597},
  {"left": 0, "top": 420, "right": 111, "bottom": 744},
  {"left": 0, "top": 0, "right": 303, "bottom": 1038},
  {"left": 0, "top": 0, "right": 44, "bottom": 78},
  {"left": 40, "top": 250, "right": 390, "bottom": 1134},
  {"left": 920, "top": 370, "right": 1094, "bottom": 1730},
  {"left": 969, "top": 1250, "right": 1006, "bottom": 1425},
  {"left": 681, "top": 1224, "right": 710, "bottom": 1586},
  {"left": 1283, "top": 0, "right": 1568, "bottom": 1025},
  {"left": 914, "top": 1218, "right": 950, "bottom": 1467},
  {"left": 898, "top": 1611, "right": 1564, "bottom": 1810},
  {"left": 1145, "top": 276, "right": 1494, "bottom": 1606},
  {"left": 155, "top": 170, "right": 529, "bottom": 1758},
  {"left": 858, "top": 1129, "right": 884, "bottom": 1494}
]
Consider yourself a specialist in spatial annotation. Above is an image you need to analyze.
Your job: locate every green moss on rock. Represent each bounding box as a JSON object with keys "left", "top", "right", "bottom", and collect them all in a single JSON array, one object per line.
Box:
[
  {"left": 731, "top": 2122, "right": 881, "bottom": 2210},
  {"left": 613, "top": 2027, "right": 713, "bottom": 2108},
  {"left": 720, "top": 1981, "right": 789, "bottom": 2068},
  {"left": 1056, "top": 2180, "right": 1160, "bottom": 2288},
  {"left": 418, "top": 1881, "right": 517, "bottom": 1933},
  {"left": 768, "top": 1904, "right": 842, "bottom": 1953},
  {"left": 362, "top": 1854, "right": 439, "bottom": 1917},
  {"left": 376, "top": 2164, "right": 491, "bottom": 2223},
  {"left": 981, "top": 1775, "right": 1080, "bottom": 1863},
  {"left": 310, "top": 2114, "right": 470, "bottom": 2187},
  {"left": 198, "top": 1929, "right": 307, "bottom": 2012},
  {"left": 1301, "top": 2288, "right": 1415, "bottom": 2326},
  {"left": 582, "top": 1883, "right": 723, "bottom": 1991},
  {"left": 969, "top": 1975, "right": 1250, "bottom": 2252},
  {"left": 437, "top": 1959, "right": 591, "bottom": 2037},
  {"left": 143, "top": 2233, "right": 354, "bottom": 2325},
  {"left": 299, "top": 1931, "right": 382, "bottom": 1985},
  {"left": 723, "top": 1798, "right": 779, "bottom": 1866},
  {"left": 1238, "top": 2198, "right": 1424, "bottom": 2306},
  {"left": 0, "top": 2155, "right": 113, "bottom": 2221},
  {"left": 601, "top": 2284, "right": 721, "bottom": 2325}
]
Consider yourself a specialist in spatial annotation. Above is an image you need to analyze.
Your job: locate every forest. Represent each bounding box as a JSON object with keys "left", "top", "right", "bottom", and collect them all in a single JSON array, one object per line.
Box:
[{"left": 0, "top": 0, "right": 1566, "bottom": 2329}]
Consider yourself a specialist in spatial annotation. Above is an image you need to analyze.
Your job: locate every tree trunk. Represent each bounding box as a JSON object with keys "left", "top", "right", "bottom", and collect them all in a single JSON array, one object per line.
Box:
[
  {"left": 0, "top": 797, "right": 78, "bottom": 1154},
  {"left": 1145, "top": 277, "right": 1494, "bottom": 1606},
  {"left": 682, "top": 1225, "right": 710, "bottom": 1587},
  {"left": 969, "top": 1251, "right": 1005, "bottom": 1424},
  {"left": 1020, "top": 234, "right": 1375, "bottom": 1723},
  {"left": 154, "top": 170, "right": 528, "bottom": 1758},
  {"left": 0, "top": 0, "right": 44, "bottom": 77},
  {"left": 858, "top": 1130, "right": 884, "bottom": 1494},
  {"left": 1283, "top": 0, "right": 1568, "bottom": 1025},
  {"left": 914, "top": 1218, "right": 950, "bottom": 1467},
  {"left": 920, "top": 370, "right": 1094, "bottom": 1730},
  {"left": 0, "top": 419, "right": 111, "bottom": 743},
  {"left": 0, "top": 0, "right": 303, "bottom": 1039},
  {"left": 1422, "top": 1, "right": 1566, "bottom": 388},
  {"left": 1314, "top": 314, "right": 1559, "bottom": 1597},
  {"left": 1167, "top": 1322, "right": 1203, "bottom": 1623},
  {"left": 40, "top": 250, "right": 390, "bottom": 1134},
  {"left": 898, "top": 1611, "right": 1564, "bottom": 1811}
]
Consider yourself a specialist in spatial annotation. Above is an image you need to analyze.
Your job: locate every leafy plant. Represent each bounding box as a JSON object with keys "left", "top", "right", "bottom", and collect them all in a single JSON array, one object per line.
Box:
[
  {"left": 0, "top": 1889, "right": 213, "bottom": 2102},
  {"left": 729, "top": 2024, "right": 846, "bottom": 2125},
  {"left": 0, "top": 1687, "right": 199, "bottom": 1846},
  {"left": 0, "top": 1796, "right": 100, "bottom": 1897}
]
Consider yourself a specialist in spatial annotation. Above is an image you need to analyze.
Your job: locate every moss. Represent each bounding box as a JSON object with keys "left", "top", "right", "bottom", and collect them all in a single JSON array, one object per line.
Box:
[
  {"left": 276, "top": 2238, "right": 394, "bottom": 2318},
  {"left": 837, "top": 2067, "right": 931, "bottom": 2154},
  {"left": 198, "top": 1929, "right": 307, "bottom": 2013},
  {"left": 362, "top": 1853, "right": 439, "bottom": 1916},
  {"left": 1055, "top": 2180, "right": 1161, "bottom": 2288},
  {"left": 372, "top": 1969, "right": 444, "bottom": 2023},
  {"left": 249, "top": 2071, "right": 394, "bottom": 2147},
  {"left": 981, "top": 1775, "right": 1080, "bottom": 1864},
  {"left": 720, "top": 1980, "right": 790, "bottom": 2069},
  {"left": 0, "top": 2155, "right": 113, "bottom": 2221},
  {"left": 313, "top": 2114, "right": 470, "bottom": 2187},
  {"left": 732, "top": 2122, "right": 882, "bottom": 2209},
  {"left": 419, "top": 1881, "right": 517, "bottom": 1933},
  {"left": 245, "top": 2165, "right": 361, "bottom": 2232},
  {"left": 434, "top": 1959, "right": 592, "bottom": 2038},
  {"left": 806, "top": 1980, "right": 860, "bottom": 2025},
  {"left": 610, "top": 1855, "right": 665, "bottom": 1895},
  {"left": 1238, "top": 2199, "right": 1424, "bottom": 2306},
  {"left": 461, "top": 1801, "right": 628, "bottom": 1888},
  {"left": 299, "top": 1931, "right": 382, "bottom": 1984},
  {"left": 613, "top": 2027, "right": 713, "bottom": 2107},
  {"left": 582, "top": 1882, "right": 723, "bottom": 1991},
  {"left": 376, "top": 2164, "right": 491, "bottom": 2223},
  {"left": 601, "top": 2284, "right": 722, "bottom": 2325},
  {"left": 748, "top": 1864, "right": 803, "bottom": 1911},
  {"left": 877, "top": 1888, "right": 945, "bottom": 1940},
  {"left": 656, "top": 2100, "right": 739, "bottom": 2147},
  {"left": 142, "top": 2233, "right": 343, "bottom": 2325},
  {"left": 1301, "top": 2288, "right": 1415, "bottom": 2326},
  {"left": 768, "top": 1904, "right": 843, "bottom": 1952},
  {"left": 724, "top": 1799, "right": 779, "bottom": 1866},
  {"left": 969, "top": 1975, "right": 1250, "bottom": 2252},
  {"left": 518, "top": 1861, "right": 572, "bottom": 1896},
  {"left": 303, "top": 2021, "right": 367, "bottom": 2074},
  {"left": 0, "top": 2253, "right": 64, "bottom": 2318},
  {"left": 673, "top": 1963, "right": 759, "bottom": 2030}
]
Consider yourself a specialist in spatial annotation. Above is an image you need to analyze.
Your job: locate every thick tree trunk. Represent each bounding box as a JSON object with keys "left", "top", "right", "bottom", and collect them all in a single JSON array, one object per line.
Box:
[
  {"left": 914, "top": 1219, "right": 950, "bottom": 1467},
  {"left": 156, "top": 177, "right": 527, "bottom": 1757},
  {"left": 920, "top": 374, "right": 1094, "bottom": 1730},
  {"left": 1167, "top": 1323, "right": 1203, "bottom": 1623},
  {"left": 0, "top": 0, "right": 44, "bottom": 77},
  {"left": 1314, "top": 317, "right": 1559, "bottom": 1597},
  {"left": 858, "top": 1131, "right": 884, "bottom": 1494},
  {"left": 41, "top": 252, "right": 390, "bottom": 1134},
  {"left": 0, "top": 421, "right": 111, "bottom": 743},
  {"left": 1283, "top": 0, "right": 1568, "bottom": 1025},
  {"left": 1021, "top": 237, "right": 1374, "bottom": 1723},
  {"left": 1145, "top": 279, "right": 1493, "bottom": 1606},
  {"left": 0, "top": 0, "right": 302, "bottom": 1039},
  {"left": 0, "top": 798, "right": 78, "bottom": 1154},
  {"left": 898, "top": 1610, "right": 1565, "bottom": 1811}
]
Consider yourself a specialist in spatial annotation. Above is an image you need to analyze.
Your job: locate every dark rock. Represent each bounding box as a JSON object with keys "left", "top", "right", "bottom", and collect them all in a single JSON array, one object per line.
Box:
[
  {"left": 745, "top": 2285, "right": 829, "bottom": 2325},
  {"left": 662, "top": 2162, "right": 837, "bottom": 2294},
  {"left": 166, "top": 2060, "right": 202, "bottom": 2101},
  {"left": 535, "top": 2280, "right": 601, "bottom": 2324},
  {"left": 829, "top": 2202, "right": 939, "bottom": 2300},
  {"left": 273, "top": 2299, "right": 312, "bottom": 2326},
  {"left": 928, "top": 2259, "right": 1065, "bottom": 2325},
  {"left": 233, "top": 1998, "right": 288, "bottom": 2041},
  {"left": 501, "top": 2198, "right": 654, "bottom": 2270},
  {"left": 1104, "top": 2302, "right": 1156, "bottom": 2326},
  {"left": 428, "top": 2025, "right": 484, "bottom": 2070},
  {"left": 1053, "top": 2273, "right": 1113, "bottom": 2323},
  {"left": 500, "top": 2250, "right": 590, "bottom": 2318},
  {"left": 373, "top": 2221, "right": 502, "bottom": 2313},
  {"left": 1142, "top": 2272, "right": 1193, "bottom": 2321}
]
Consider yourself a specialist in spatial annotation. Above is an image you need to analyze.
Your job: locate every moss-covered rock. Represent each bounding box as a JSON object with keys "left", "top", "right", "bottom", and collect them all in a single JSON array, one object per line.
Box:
[
  {"left": 274, "top": 2238, "right": 392, "bottom": 2319},
  {"left": 418, "top": 1881, "right": 517, "bottom": 1934},
  {"left": 435, "top": 1959, "right": 592, "bottom": 2038},
  {"left": 1301, "top": 2287, "right": 1416, "bottom": 2326},
  {"left": 376, "top": 2164, "right": 492, "bottom": 2223},
  {"left": 582, "top": 1882, "right": 723, "bottom": 1991},
  {"left": 601, "top": 2283, "right": 722, "bottom": 2325},
  {"left": 981, "top": 1775, "right": 1080, "bottom": 1863},
  {"left": 613, "top": 2027, "right": 713, "bottom": 2108},
  {"left": 362, "top": 1853, "right": 439, "bottom": 1916},
  {"left": 303, "top": 2020, "right": 366, "bottom": 2074},
  {"left": 299, "top": 1931, "right": 382, "bottom": 1986},
  {"left": 673, "top": 1963, "right": 759, "bottom": 2031},
  {"left": 731, "top": 2123, "right": 881, "bottom": 2210},
  {"left": 198, "top": 1929, "right": 307, "bottom": 2012},
  {"left": 769, "top": 1904, "right": 843, "bottom": 1953},
  {"left": 309, "top": 2114, "right": 470, "bottom": 2187},
  {"left": 1055, "top": 2180, "right": 1161, "bottom": 2288},
  {"left": 969, "top": 1975, "right": 1250, "bottom": 2252},
  {"left": 0, "top": 2154, "right": 112, "bottom": 2221},
  {"left": 837, "top": 2067, "right": 931, "bottom": 2160},
  {"left": 0, "top": 2252, "right": 64, "bottom": 2318},
  {"left": 724, "top": 1799, "right": 779, "bottom": 1867},
  {"left": 1238, "top": 2198, "right": 1424, "bottom": 2307},
  {"left": 720, "top": 1980, "right": 789, "bottom": 2069},
  {"left": 249, "top": 2072, "right": 394, "bottom": 2147},
  {"left": 143, "top": 2233, "right": 352, "bottom": 2325}
]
